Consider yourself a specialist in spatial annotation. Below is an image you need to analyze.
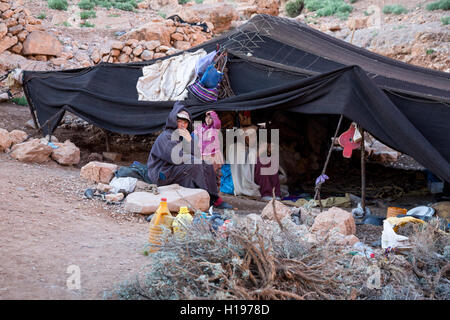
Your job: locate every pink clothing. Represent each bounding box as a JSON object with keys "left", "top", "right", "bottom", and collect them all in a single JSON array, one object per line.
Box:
[{"left": 194, "top": 111, "right": 222, "bottom": 157}]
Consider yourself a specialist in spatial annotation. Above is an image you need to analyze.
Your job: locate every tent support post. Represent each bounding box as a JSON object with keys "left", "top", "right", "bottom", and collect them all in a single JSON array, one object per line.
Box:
[
  {"left": 314, "top": 114, "right": 344, "bottom": 212},
  {"left": 360, "top": 127, "right": 366, "bottom": 213}
]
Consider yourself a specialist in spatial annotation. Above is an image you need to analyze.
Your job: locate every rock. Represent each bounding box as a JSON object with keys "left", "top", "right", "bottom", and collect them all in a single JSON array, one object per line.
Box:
[
  {"left": 137, "top": 1, "right": 149, "bottom": 9},
  {"left": 171, "top": 32, "right": 184, "bottom": 41},
  {"left": 97, "top": 183, "right": 114, "bottom": 193},
  {"left": 9, "top": 129, "right": 27, "bottom": 145},
  {"left": 347, "top": 17, "right": 368, "bottom": 30},
  {"left": 105, "top": 193, "right": 124, "bottom": 202},
  {"left": 310, "top": 207, "right": 356, "bottom": 236},
  {"left": 0, "top": 50, "right": 48, "bottom": 71},
  {"left": 25, "top": 24, "right": 44, "bottom": 33},
  {"left": 122, "top": 45, "right": 132, "bottom": 55},
  {"left": 22, "top": 31, "right": 62, "bottom": 56},
  {"left": 10, "top": 42, "right": 22, "bottom": 54},
  {"left": 111, "top": 41, "right": 124, "bottom": 50},
  {"left": 237, "top": 0, "right": 279, "bottom": 18},
  {"left": 110, "top": 48, "right": 120, "bottom": 57},
  {"left": 157, "top": 45, "right": 171, "bottom": 53},
  {"left": 102, "top": 151, "right": 122, "bottom": 162},
  {"left": 8, "top": 24, "right": 23, "bottom": 36},
  {"left": 117, "top": 53, "right": 129, "bottom": 63},
  {"left": 120, "top": 22, "right": 175, "bottom": 46},
  {"left": 51, "top": 140, "right": 80, "bottom": 165},
  {"left": 144, "top": 40, "right": 160, "bottom": 51},
  {"left": 0, "top": 2, "right": 10, "bottom": 11},
  {"left": 261, "top": 199, "right": 291, "bottom": 221},
  {"left": 141, "top": 49, "right": 154, "bottom": 61},
  {"left": 0, "top": 128, "right": 12, "bottom": 152},
  {"left": 0, "top": 22, "right": 7, "bottom": 39},
  {"left": 153, "top": 52, "right": 165, "bottom": 59},
  {"left": 91, "top": 49, "right": 101, "bottom": 64},
  {"left": 34, "top": 54, "right": 47, "bottom": 62},
  {"left": 0, "top": 35, "right": 17, "bottom": 54},
  {"left": 87, "top": 152, "right": 103, "bottom": 162},
  {"left": 80, "top": 161, "right": 118, "bottom": 184},
  {"left": 178, "top": 3, "right": 238, "bottom": 34},
  {"left": 10, "top": 138, "right": 53, "bottom": 163},
  {"left": 431, "top": 201, "right": 450, "bottom": 222},
  {"left": 132, "top": 45, "right": 143, "bottom": 56},
  {"left": 50, "top": 57, "right": 67, "bottom": 67},
  {"left": 2, "top": 9, "right": 14, "bottom": 19},
  {"left": 173, "top": 40, "right": 190, "bottom": 50},
  {"left": 126, "top": 38, "right": 139, "bottom": 47},
  {"left": 74, "top": 51, "right": 89, "bottom": 62},
  {"left": 17, "top": 30, "right": 27, "bottom": 42},
  {"left": 5, "top": 18, "right": 18, "bottom": 28},
  {"left": 124, "top": 184, "right": 210, "bottom": 213}
]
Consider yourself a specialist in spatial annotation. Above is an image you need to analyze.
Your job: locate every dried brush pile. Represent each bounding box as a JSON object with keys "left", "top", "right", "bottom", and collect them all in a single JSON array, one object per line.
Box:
[
  {"left": 113, "top": 216, "right": 352, "bottom": 300},
  {"left": 111, "top": 215, "right": 449, "bottom": 300}
]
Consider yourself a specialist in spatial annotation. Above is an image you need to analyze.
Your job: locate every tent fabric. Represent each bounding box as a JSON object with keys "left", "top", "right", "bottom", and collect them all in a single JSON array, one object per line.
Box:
[{"left": 22, "top": 14, "right": 450, "bottom": 182}]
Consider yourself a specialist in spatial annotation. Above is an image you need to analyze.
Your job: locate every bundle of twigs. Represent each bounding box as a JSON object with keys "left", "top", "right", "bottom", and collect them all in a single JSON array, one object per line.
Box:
[{"left": 114, "top": 219, "right": 345, "bottom": 300}]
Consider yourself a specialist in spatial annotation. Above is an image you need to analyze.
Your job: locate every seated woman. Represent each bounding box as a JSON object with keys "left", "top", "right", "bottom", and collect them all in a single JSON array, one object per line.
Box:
[
  {"left": 146, "top": 101, "right": 232, "bottom": 209},
  {"left": 254, "top": 142, "right": 281, "bottom": 201}
]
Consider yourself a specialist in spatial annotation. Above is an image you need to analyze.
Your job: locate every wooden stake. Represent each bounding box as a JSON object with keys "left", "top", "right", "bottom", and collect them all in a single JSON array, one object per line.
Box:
[
  {"left": 360, "top": 127, "right": 366, "bottom": 213},
  {"left": 314, "top": 114, "right": 344, "bottom": 212}
]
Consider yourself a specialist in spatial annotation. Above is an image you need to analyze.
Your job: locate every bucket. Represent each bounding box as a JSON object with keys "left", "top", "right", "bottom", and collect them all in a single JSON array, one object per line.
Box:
[{"left": 387, "top": 207, "right": 407, "bottom": 218}]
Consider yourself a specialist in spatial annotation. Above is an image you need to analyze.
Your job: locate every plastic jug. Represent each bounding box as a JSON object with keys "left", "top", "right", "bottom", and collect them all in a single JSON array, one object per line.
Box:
[
  {"left": 148, "top": 198, "right": 173, "bottom": 252},
  {"left": 173, "top": 206, "right": 193, "bottom": 235}
]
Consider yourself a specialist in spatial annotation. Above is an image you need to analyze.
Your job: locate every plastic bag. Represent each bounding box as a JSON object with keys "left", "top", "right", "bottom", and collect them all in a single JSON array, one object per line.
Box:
[
  {"left": 109, "top": 177, "right": 138, "bottom": 194},
  {"left": 381, "top": 219, "right": 411, "bottom": 249}
]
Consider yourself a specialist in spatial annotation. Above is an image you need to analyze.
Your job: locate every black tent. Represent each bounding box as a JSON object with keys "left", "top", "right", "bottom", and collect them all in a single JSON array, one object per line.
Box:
[{"left": 22, "top": 14, "right": 450, "bottom": 182}]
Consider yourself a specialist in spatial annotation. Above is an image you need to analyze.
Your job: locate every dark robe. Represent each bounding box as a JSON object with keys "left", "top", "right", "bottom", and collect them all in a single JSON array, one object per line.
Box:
[
  {"left": 254, "top": 157, "right": 281, "bottom": 198},
  {"left": 147, "top": 102, "right": 219, "bottom": 204}
]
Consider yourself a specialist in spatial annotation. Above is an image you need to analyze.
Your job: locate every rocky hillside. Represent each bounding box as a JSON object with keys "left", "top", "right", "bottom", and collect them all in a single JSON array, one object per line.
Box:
[{"left": 0, "top": 0, "right": 448, "bottom": 74}]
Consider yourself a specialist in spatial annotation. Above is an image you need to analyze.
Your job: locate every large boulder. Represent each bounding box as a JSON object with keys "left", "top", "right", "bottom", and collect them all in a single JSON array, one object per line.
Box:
[
  {"left": 310, "top": 207, "right": 356, "bottom": 236},
  {"left": 22, "top": 31, "right": 63, "bottom": 56},
  {"left": 80, "top": 161, "right": 118, "bottom": 184},
  {"left": 51, "top": 140, "right": 80, "bottom": 165},
  {"left": 0, "top": 128, "right": 12, "bottom": 152},
  {"left": 178, "top": 3, "right": 238, "bottom": 33},
  {"left": 124, "top": 184, "right": 210, "bottom": 213},
  {"left": 9, "top": 138, "right": 53, "bottom": 163}
]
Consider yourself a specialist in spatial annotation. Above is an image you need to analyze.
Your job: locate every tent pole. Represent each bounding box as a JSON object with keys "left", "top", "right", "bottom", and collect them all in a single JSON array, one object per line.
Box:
[
  {"left": 360, "top": 127, "right": 366, "bottom": 212},
  {"left": 314, "top": 114, "right": 344, "bottom": 211}
]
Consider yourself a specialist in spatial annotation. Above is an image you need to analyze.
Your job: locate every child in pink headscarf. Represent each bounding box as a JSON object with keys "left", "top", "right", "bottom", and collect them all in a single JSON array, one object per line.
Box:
[{"left": 194, "top": 110, "right": 224, "bottom": 173}]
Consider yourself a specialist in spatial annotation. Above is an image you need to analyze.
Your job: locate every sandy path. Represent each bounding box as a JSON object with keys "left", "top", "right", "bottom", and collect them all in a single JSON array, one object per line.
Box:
[{"left": 0, "top": 154, "right": 150, "bottom": 299}]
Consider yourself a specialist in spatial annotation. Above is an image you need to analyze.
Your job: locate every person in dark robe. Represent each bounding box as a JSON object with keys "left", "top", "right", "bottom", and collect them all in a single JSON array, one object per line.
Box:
[
  {"left": 147, "top": 101, "right": 232, "bottom": 209},
  {"left": 254, "top": 143, "right": 281, "bottom": 201}
]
